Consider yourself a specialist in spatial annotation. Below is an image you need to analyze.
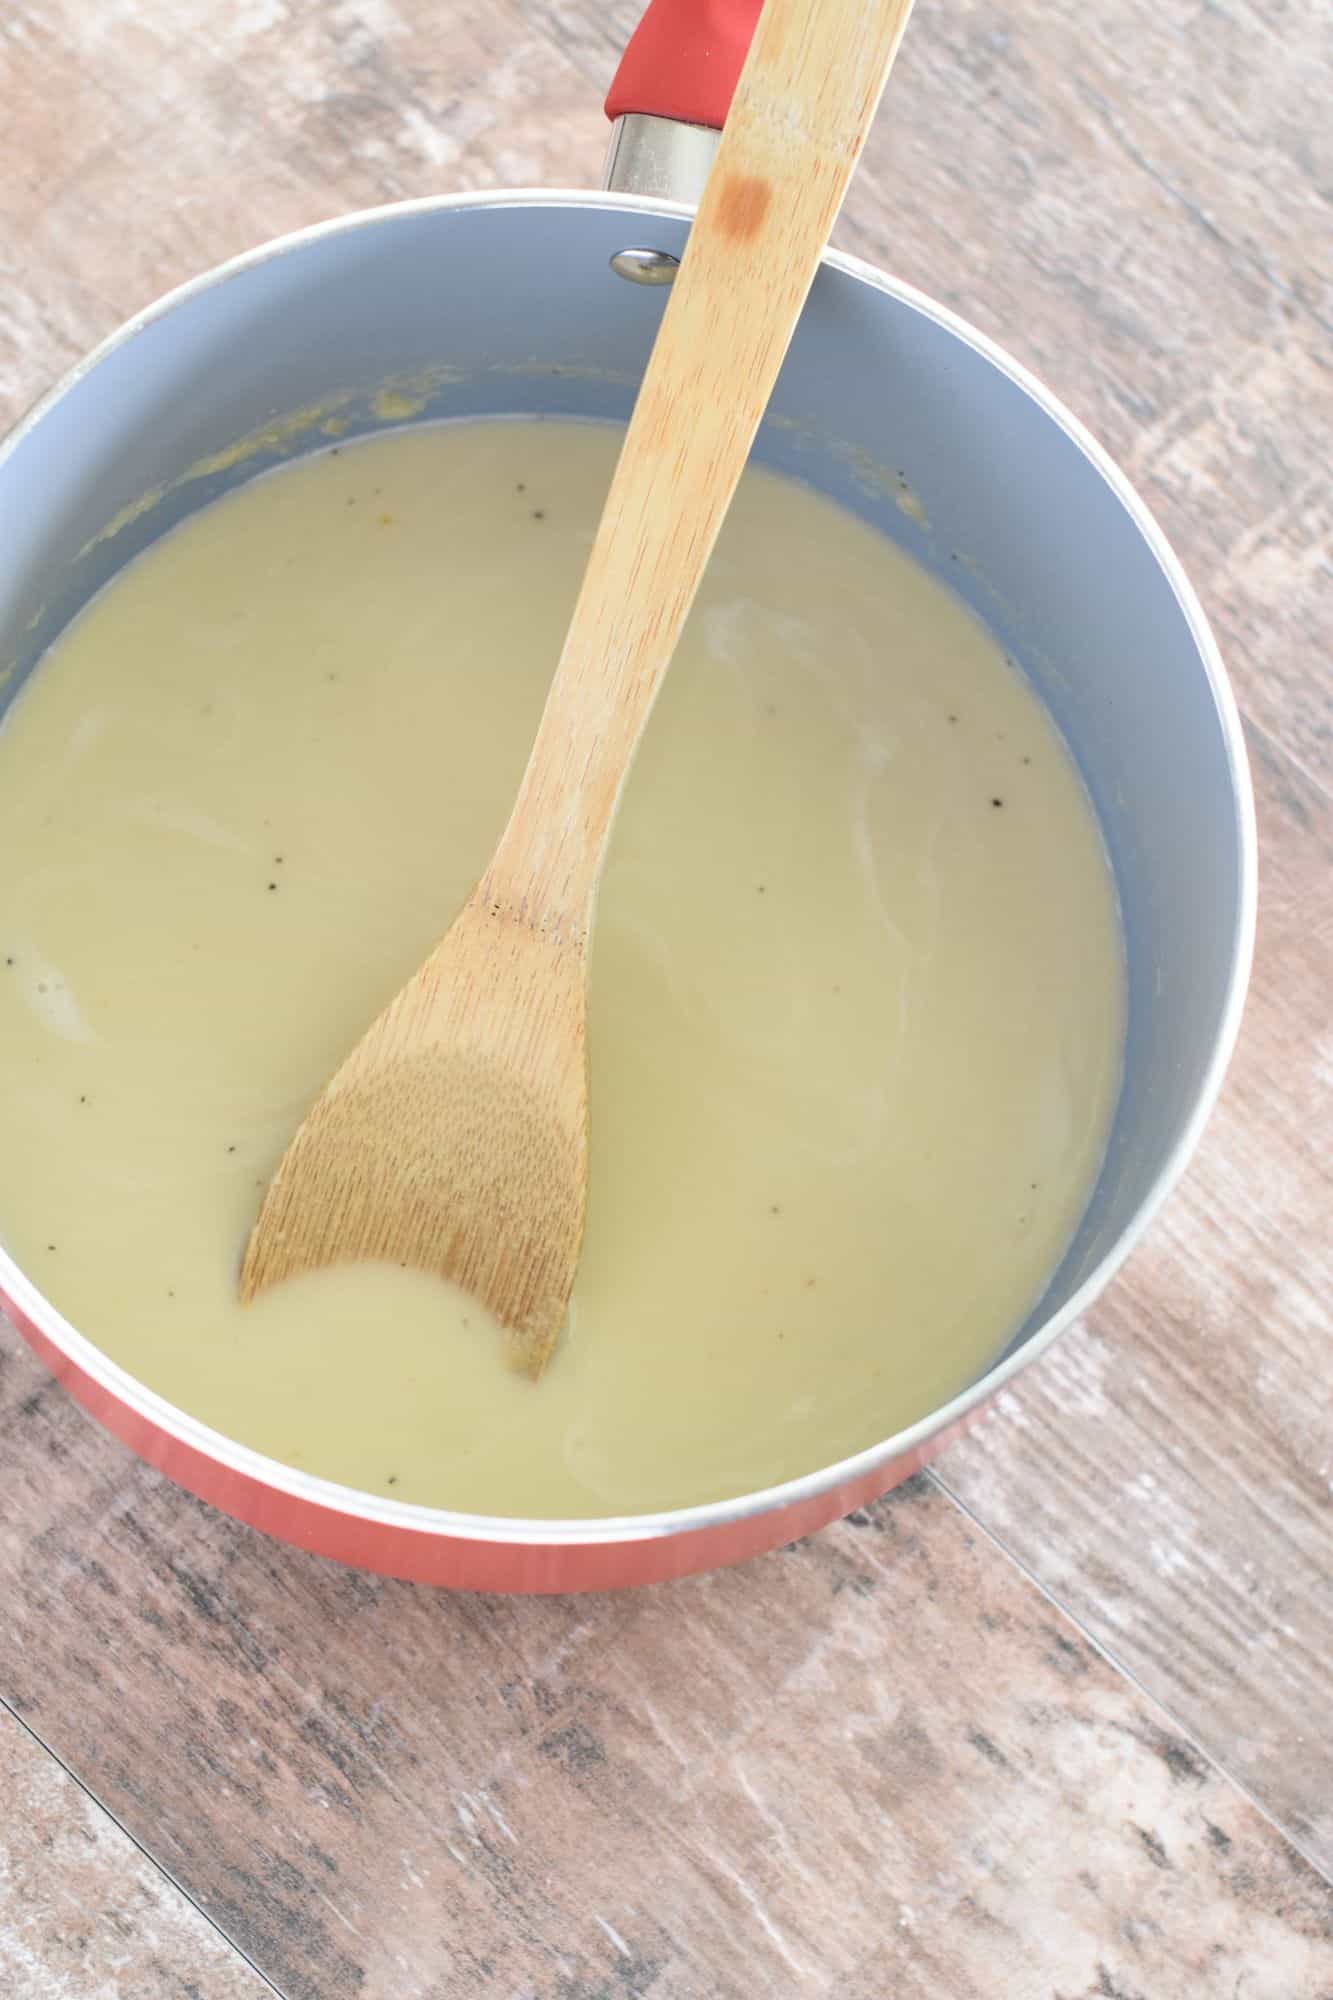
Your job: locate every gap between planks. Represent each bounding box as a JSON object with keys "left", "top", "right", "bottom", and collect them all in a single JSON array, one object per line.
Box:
[
  {"left": 0, "top": 1692, "right": 289, "bottom": 2000},
  {"left": 924, "top": 1466, "right": 1333, "bottom": 1889}
]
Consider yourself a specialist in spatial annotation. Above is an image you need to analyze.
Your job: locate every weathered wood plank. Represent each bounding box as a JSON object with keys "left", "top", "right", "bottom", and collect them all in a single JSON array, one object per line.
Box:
[
  {"left": 0, "top": 0, "right": 606, "bottom": 427},
  {"left": 1, "top": 1384, "right": 1329, "bottom": 1999},
  {"left": 0, "top": 1702, "right": 275, "bottom": 1999}
]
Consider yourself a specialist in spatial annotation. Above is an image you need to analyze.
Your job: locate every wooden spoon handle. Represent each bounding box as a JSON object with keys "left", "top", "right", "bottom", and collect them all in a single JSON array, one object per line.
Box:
[{"left": 486, "top": 0, "right": 914, "bottom": 931}]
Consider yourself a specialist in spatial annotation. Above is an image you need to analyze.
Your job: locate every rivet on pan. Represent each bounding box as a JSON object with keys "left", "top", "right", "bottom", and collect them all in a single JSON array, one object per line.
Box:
[{"left": 609, "top": 247, "right": 679, "bottom": 286}]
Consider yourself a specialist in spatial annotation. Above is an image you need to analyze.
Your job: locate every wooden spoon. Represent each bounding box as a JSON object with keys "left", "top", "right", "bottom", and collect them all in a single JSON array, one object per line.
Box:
[{"left": 240, "top": 0, "right": 916, "bottom": 1376}]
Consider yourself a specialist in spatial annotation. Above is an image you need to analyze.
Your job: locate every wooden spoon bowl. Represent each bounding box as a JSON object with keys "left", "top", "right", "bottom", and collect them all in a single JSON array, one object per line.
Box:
[{"left": 241, "top": 0, "right": 917, "bottom": 1374}]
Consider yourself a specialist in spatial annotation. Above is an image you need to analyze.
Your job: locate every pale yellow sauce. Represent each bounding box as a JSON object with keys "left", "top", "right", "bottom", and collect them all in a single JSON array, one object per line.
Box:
[{"left": 0, "top": 421, "right": 1122, "bottom": 1517}]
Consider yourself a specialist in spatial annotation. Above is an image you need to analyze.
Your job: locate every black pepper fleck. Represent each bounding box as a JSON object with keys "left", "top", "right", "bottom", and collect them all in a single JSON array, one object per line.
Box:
[
  {"left": 387, "top": 1475, "right": 399, "bottom": 1486},
  {"left": 268, "top": 882, "right": 278, "bottom": 891},
  {"left": 769, "top": 1203, "right": 782, "bottom": 1215},
  {"left": 757, "top": 883, "right": 767, "bottom": 895},
  {"left": 516, "top": 482, "right": 526, "bottom": 493},
  {"left": 991, "top": 797, "right": 1004, "bottom": 808},
  {"left": 1021, "top": 754, "right": 1032, "bottom": 765},
  {"left": 532, "top": 508, "right": 546, "bottom": 521},
  {"left": 947, "top": 713, "right": 958, "bottom": 724},
  {"left": 227, "top": 1145, "right": 236, "bottom": 1154}
]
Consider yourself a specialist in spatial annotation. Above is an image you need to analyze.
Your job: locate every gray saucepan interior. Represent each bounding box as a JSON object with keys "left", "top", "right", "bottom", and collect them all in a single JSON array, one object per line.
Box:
[{"left": 0, "top": 197, "right": 1251, "bottom": 1398}]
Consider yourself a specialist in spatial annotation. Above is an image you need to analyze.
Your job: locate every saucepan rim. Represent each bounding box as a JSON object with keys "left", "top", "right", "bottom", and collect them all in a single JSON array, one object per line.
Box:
[{"left": 0, "top": 188, "right": 1258, "bottom": 1548}]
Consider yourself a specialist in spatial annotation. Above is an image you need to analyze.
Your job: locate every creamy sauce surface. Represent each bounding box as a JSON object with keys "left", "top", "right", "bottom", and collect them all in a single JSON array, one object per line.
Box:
[{"left": 0, "top": 420, "right": 1123, "bottom": 1516}]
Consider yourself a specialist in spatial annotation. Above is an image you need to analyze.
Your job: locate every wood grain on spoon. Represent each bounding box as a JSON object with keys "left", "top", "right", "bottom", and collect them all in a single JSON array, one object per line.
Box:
[{"left": 239, "top": 0, "right": 917, "bottom": 1375}]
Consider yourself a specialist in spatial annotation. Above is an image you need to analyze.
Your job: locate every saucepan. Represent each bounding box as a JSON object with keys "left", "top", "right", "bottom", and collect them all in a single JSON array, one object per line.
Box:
[{"left": 0, "top": 0, "right": 1255, "bottom": 1589}]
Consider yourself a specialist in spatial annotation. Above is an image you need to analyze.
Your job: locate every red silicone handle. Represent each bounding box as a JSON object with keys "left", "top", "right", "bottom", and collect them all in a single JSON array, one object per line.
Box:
[{"left": 605, "top": 0, "right": 765, "bottom": 132}]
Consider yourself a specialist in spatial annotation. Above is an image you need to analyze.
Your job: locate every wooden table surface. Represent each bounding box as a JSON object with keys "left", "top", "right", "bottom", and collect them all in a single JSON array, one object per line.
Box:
[{"left": 1, "top": 1, "right": 1330, "bottom": 1994}]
